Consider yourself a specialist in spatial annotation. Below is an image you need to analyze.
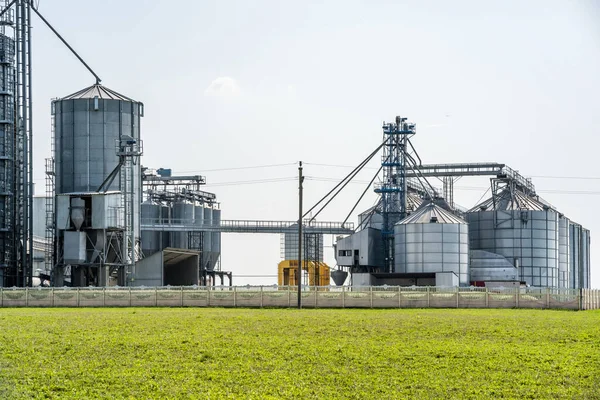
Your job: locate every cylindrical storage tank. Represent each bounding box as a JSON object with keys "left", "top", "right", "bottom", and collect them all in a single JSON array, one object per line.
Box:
[
  {"left": 53, "top": 84, "right": 144, "bottom": 245},
  {"left": 160, "top": 204, "right": 171, "bottom": 249},
  {"left": 568, "top": 223, "right": 591, "bottom": 289},
  {"left": 558, "top": 216, "right": 570, "bottom": 288},
  {"left": 172, "top": 201, "right": 194, "bottom": 249},
  {"left": 582, "top": 228, "right": 591, "bottom": 289},
  {"left": 394, "top": 202, "right": 469, "bottom": 286},
  {"left": 466, "top": 190, "right": 559, "bottom": 288},
  {"left": 141, "top": 201, "right": 161, "bottom": 256},
  {"left": 202, "top": 207, "right": 213, "bottom": 268},
  {"left": 211, "top": 208, "right": 221, "bottom": 267},
  {"left": 194, "top": 204, "right": 205, "bottom": 226},
  {"left": 569, "top": 223, "right": 581, "bottom": 289}
]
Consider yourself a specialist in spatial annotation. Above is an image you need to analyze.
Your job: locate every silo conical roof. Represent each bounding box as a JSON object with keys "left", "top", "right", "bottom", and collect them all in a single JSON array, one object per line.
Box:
[
  {"left": 59, "top": 83, "right": 136, "bottom": 101},
  {"left": 397, "top": 202, "right": 466, "bottom": 224},
  {"left": 468, "top": 189, "right": 547, "bottom": 212}
]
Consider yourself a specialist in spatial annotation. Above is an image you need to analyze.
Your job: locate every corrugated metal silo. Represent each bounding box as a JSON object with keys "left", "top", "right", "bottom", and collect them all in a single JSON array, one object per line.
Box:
[
  {"left": 466, "top": 190, "right": 559, "bottom": 287},
  {"left": 394, "top": 202, "right": 469, "bottom": 285},
  {"left": 212, "top": 208, "right": 221, "bottom": 266},
  {"left": 141, "top": 200, "right": 161, "bottom": 256},
  {"left": 202, "top": 207, "right": 213, "bottom": 268},
  {"left": 569, "top": 223, "right": 591, "bottom": 289},
  {"left": 172, "top": 200, "right": 194, "bottom": 249},
  {"left": 558, "top": 216, "right": 570, "bottom": 288},
  {"left": 53, "top": 84, "right": 143, "bottom": 243}
]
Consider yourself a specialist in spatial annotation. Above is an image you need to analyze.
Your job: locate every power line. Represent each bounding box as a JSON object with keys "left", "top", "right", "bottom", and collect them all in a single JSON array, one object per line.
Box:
[
  {"left": 179, "top": 163, "right": 297, "bottom": 174},
  {"left": 204, "top": 177, "right": 297, "bottom": 187}
]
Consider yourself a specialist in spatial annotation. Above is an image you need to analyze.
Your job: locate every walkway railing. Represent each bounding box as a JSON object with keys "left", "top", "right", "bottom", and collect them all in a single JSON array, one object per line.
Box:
[{"left": 0, "top": 286, "right": 597, "bottom": 310}]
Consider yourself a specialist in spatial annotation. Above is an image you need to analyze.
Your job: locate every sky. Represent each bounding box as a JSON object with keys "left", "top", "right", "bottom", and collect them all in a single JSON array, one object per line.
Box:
[{"left": 29, "top": 0, "right": 599, "bottom": 287}]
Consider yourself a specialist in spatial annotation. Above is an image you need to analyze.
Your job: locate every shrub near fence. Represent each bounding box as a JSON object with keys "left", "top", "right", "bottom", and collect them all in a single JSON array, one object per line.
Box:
[{"left": 0, "top": 286, "right": 597, "bottom": 310}]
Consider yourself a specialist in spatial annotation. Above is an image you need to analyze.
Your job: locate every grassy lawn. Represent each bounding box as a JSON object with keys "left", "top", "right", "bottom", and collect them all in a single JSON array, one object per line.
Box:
[{"left": 0, "top": 308, "right": 598, "bottom": 399}]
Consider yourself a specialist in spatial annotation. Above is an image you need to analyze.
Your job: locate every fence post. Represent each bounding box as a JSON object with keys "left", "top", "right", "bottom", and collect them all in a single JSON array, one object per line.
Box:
[
  {"left": 260, "top": 286, "right": 263, "bottom": 308},
  {"left": 25, "top": 288, "right": 28, "bottom": 307},
  {"left": 129, "top": 287, "right": 133, "bottom": 307},
  {"left": 485, "top": 287, "right": 489, "bottom": 308},
  {"left": 456, "top": 287, "right": 460, "bottom": 308},
  {"left": 208, "top": 286, "right": 211, "bottom": 307},
  {"left": 342, "top": 286, "right": 345, "bottom": 308},
  {"left": 315, "top": 287, "right": 318, "bottom": 308},
  {"left": 180, "top": 286, "right": 184, "bottom": 307},
  {"left": 0, "top": 287, "right": 2, "bottom": 307},
  {"left": 287, "top": 286, "right": 290, "bottom": 308},
  {"left": 76, "top": 288, "right": 80, "bottom": 307},
  {"left": 397, "top": 286, "right": 401, "bottom": 308},
  {"left": 546, "top": 287, "right": 550, "bottom": 309},
  {"left": 155, "top": 287, "right": 158, "bottom": 307},
  {"left": 51, "top": 288, "right": 55, "bottom": 307},
  {"left": 370, "top": 286, "right": 373, "bottom": 308},
  {"left": 233, "top": 286, "right": 237, "bottom": 308},
  {"left": 515, "top": 287, "right": 519, "bottom": 308},
  {"left": 102, "top": 288, "right": 106, "bottom": 307}
]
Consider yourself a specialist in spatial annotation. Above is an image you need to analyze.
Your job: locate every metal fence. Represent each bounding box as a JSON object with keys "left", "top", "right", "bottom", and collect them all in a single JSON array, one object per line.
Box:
[{"left": 0, "top": 286, "right": 598, "bottom": 310}]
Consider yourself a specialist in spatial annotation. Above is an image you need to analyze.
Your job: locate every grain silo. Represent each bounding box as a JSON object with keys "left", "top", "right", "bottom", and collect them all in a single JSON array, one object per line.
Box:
[
  {"left": 394, "top": 202, "right": 470, "bottom": 285},
  {"left": 466, "top": 189, "right": 559, "bottom": 288},
  {"left": 53, "top": 84, "right": 143, "bottom": 242}
]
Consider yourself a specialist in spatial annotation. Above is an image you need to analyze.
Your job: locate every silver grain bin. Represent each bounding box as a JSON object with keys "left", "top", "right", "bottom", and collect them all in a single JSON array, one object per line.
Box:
[
  {"left": 394, "top": 202, "right": 469, "bottom": 285},
  {"left": 53, "top": 84, "right": 143, "bottom": 245},
  {"left": 141, "top": 200, "right": 161, "bottom": 256},
  {"left": 202, "top": 207, "right": 213, "bottom": 268},
  {"left": 569, "top": 223, "right": 591, "bottom": 289},
  {"left": 172, "top": 200, "right": 194, "bottom": 249},
  {"left": 466, "top": 190, "right": 559, "bottom": 288},
  {"left": 211, "top": 208, "right": 221, "bottom": 267}
]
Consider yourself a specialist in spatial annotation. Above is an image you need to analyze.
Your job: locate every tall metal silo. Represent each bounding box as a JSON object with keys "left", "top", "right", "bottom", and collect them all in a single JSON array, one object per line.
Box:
[
  {"left": 211, "top": 208, "right": 221, "bottom": 268},
  {"left": 394, "top": 202, "right": 469, "bottom": 285},
  {"left": 568, "top": 223, "right": 591, "bottom": 289},
  {"left": 53, "top": 84, "right": 143, "bottom": 245},
  {"left": 202, "top": 207, "right": 213, "bottom": 268},
  {"left": 141, "top": 200, "right": 161, "bottom": 256},
  {"left": 582, "top": 228, "right": 591, "bottom": 289},
  {"left": 466, "top": 190, "right": 559, "bottom": 288},
  {"left": 172, "top": 200, "right": 194, "bottom": 249},
  {"left": 558, "top": 216, "right": 570, "bottom": 288}
]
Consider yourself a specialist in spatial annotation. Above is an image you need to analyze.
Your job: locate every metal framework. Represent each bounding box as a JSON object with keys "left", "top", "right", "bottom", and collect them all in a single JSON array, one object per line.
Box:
[
  {"left": 0, "top": 0, "right": 31, "bottom": 287},
  {"left": 405, "top": 162, "right": 537, "bottom": 206},
  {"left": 374, "top": 116, "right": 416, "bottom": 273},
  {"left": 115, "top": 137, "right": 143, "bottom": 283}
]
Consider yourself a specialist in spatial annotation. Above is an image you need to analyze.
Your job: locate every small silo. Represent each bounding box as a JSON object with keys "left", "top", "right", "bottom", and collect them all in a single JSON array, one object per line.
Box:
[
  {"left": 558, "top": 216, "right": 570, "bottom": 288},
  {"left": 140, "top": 200, "right": 161, "bottom": 256},
  {"left": 569, "top": 223, "right": 591, "bottom": 289},
  {"left": 394, "top": 202, "right": 469, "bottom": 285},
  {"left": 466, "top": 190, "right": 559, "bottom": 288},
  {"left": 172, "top": 200, "right": 194, "bottom": 249},
  {"left": 211, "top": 207, "right": 221, "bottom": 267},
  {"left": 202, "top": 206, "right": 213, "bottom": 268},
  {"left": 53, "top": 84, "right": 143, "bottom": 245}
]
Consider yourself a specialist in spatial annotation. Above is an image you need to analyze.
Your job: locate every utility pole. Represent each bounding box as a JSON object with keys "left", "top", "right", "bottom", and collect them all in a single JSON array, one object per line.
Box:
[{"left": 297, "top": 161, "right": 303, "bottom": 309}]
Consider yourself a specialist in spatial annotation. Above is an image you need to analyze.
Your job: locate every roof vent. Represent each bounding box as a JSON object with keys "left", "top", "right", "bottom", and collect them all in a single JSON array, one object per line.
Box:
[{"left": 430, "top": 216, "right": 438, "bottom": 223}]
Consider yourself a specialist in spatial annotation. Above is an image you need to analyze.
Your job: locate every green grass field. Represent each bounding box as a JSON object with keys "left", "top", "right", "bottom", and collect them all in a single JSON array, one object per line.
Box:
[{"left": 0, "top": 308, "right": 599, "bottom": 399}]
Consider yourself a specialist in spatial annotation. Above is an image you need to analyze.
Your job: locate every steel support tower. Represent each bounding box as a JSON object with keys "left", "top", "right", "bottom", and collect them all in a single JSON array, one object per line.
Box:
[
  {"left": 374, "top": 116, "right": 416, "bottom": 273},
  {"left": 0, "top": 0, "right": 32, "bottom": 287}
]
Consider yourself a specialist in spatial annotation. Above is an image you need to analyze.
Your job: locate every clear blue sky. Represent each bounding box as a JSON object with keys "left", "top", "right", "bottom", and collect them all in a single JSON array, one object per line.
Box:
[{"left": 31, "top": 0, "right": 599, "bottom": 287}]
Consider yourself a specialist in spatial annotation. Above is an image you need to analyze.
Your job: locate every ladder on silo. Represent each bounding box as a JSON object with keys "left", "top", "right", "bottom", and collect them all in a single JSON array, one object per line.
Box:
[{"left": 44, "top": 157, "right": 55, "bottom": 277}]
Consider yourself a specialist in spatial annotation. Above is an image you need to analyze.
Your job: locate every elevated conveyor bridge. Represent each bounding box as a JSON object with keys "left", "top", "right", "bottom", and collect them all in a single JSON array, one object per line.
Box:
[{"left": 140, "top": 219, "right": 354, "bottom": 235}]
